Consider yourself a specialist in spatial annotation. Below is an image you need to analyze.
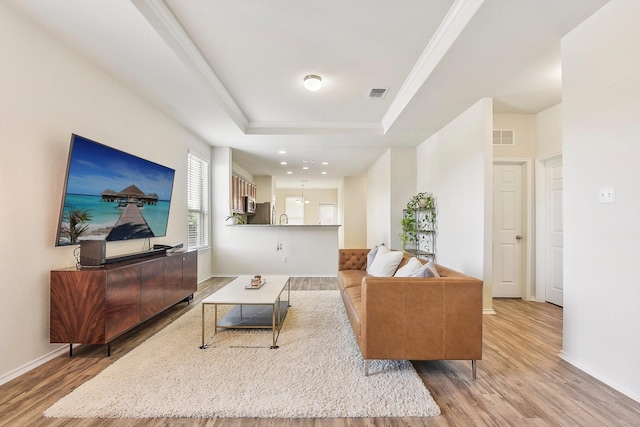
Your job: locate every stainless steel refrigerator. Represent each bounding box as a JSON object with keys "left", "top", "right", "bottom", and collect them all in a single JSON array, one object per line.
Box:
[{"left": 247, "top": 202, "right": 273, "bottom": 224}]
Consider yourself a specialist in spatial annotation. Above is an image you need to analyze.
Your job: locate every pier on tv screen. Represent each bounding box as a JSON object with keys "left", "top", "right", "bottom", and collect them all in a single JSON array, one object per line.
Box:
[{"left": 55, "top": 134, "right": 175, "bottom": 246}]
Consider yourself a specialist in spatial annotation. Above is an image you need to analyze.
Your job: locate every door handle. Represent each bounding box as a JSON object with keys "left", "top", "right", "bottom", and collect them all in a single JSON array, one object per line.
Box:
[{"left": 516, "top": 235, "right": 523, "bottom": 241}]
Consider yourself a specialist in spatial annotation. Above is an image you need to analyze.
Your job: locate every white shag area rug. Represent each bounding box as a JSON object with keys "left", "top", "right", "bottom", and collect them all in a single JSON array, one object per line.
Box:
[{"left": 44, "top": 290, "right": 440, "bottom": 419}]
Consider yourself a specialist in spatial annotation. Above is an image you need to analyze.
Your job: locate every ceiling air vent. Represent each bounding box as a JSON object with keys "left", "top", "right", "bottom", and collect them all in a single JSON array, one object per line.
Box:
[{"left": 367, "top": 88, "right": 388, "bottom": 100}]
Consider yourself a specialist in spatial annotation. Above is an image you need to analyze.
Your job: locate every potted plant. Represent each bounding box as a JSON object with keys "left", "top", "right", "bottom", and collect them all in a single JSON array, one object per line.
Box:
[
  {"left": 399, "top": 192, "right": 436, "bottom": 252},
  {"left": 225, "top": 213, "right": 244, "bottom": 225},
  {"left": 407, "top": 191, "right": 435, "bottom": 210}
]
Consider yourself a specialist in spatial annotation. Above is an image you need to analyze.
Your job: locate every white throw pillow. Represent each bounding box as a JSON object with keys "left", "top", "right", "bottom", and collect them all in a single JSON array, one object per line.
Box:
[
  {"left": 394, "top": 257, "right": 423, "bottom": 277},
  {"left": 368, "top": 245, "right": 403, "bottom": 277}
]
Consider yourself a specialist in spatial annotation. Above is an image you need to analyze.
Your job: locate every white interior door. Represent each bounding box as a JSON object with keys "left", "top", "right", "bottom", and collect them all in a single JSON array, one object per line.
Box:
[
  {"left": 493, "top": 164, "right": 524, "bottom": 298},
  {"left": 545, "top": 157, "right": 564, "bottom": 306}
]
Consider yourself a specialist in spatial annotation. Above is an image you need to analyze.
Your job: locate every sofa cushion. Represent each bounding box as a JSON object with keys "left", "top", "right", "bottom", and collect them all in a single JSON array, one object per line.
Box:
[
  {"left": 338, "top": 270, "right": 366, "bottom": 290},
  {"left": 343, "top": 286, "right": 362, "bottom": 336},
  {"left": 394, "top": 256, "right": 423, "bottom": 277},
  {"left": 368, "top": 245, "right": 403, "bottom": 277}
]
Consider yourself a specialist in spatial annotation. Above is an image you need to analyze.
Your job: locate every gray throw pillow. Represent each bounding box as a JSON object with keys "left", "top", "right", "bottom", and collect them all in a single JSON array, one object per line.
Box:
[{"left": 366, "top": 243, "right": 384, "bottom": 273}]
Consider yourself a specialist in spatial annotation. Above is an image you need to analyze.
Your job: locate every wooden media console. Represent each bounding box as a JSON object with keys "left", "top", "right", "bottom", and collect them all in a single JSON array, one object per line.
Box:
[{"left": 50, "top": 250, "right": 197, "bottom": 356}]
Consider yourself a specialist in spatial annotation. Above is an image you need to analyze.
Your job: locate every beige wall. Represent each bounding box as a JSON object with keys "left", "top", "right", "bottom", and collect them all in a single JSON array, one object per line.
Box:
[
  {"left": 253, "top": 175, "right": 275, "bottom": 204},
  {"left": 275, "top": 188, "right": 338, "bottom": 225},
  {"left": 0, "top": 3, "right": 212, "bottom": 384},
  {"left": 342, "top": 176, "right": 367, "bottom": 248},
  {"left": 493, "top": 114, "right": 536, "bottom": 158}
]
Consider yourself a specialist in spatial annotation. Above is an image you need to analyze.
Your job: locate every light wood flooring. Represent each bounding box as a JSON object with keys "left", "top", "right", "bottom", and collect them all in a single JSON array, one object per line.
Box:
[{"left": 1, "top": 277, "right": 639, "bottom": 426}]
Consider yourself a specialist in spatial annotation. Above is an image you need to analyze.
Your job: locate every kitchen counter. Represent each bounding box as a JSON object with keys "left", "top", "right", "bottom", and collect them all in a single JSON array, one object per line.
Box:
[
  {"left": 216, "top": 223, "right": 340, "bottom": 276},
  {"left": 228, "top": 224, "right": 340, "bottom": 227}
]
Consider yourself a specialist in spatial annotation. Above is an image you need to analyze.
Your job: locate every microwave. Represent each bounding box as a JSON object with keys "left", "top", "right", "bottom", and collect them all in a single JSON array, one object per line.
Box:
[{"left": 243, "top": 196, "right": 256, "bottom": 214}]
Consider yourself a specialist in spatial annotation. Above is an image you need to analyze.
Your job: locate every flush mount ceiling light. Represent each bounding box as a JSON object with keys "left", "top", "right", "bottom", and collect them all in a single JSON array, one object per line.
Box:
[{"left": 303, "top": 74, "right": 322, "bottom": 91}]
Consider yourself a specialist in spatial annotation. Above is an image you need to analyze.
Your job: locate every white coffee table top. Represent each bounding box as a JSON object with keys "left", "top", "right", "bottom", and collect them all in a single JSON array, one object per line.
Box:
[{"left": 202, "top": 275, "right": 290, "bottom": 305}]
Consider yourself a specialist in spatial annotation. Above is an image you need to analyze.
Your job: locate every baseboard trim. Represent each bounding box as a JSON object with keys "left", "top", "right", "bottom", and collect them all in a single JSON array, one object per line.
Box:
[
  {"left": 483, "top": 308, "right": 497, "bottom": 315},
  {"left": 0, "top": 344, "right": 70, "bottom": 387},
  {"left": 559, "top": 351, "right": 640, "bottom": 403}
]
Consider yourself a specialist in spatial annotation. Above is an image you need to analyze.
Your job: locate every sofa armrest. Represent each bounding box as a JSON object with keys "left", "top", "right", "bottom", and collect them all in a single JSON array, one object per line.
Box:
[
  {"left": 360, "top": 276, "right": 483, "bottom": 361},
  {"left": 338, "top": 249, "right": 369, "bottom": 271}
]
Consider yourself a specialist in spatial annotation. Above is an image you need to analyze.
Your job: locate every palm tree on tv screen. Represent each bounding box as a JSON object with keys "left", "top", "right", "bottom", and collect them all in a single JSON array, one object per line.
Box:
[{"left": 62, "top": 206, "right": 93, "bottom": 243}]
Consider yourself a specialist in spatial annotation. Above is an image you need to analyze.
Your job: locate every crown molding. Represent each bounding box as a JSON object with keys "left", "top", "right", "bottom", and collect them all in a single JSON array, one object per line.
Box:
[
  {"left": 381, "top": 0, "right": 485, "bottom": 133},
  {"left": 134, "top": 0, "right": 483, "bottom": 137},
  {"left": 132, "top": 0, "right": 249, "bottom": 132},
  {"left": 246, "top": 121, "right": 384, "bottom": 135}
]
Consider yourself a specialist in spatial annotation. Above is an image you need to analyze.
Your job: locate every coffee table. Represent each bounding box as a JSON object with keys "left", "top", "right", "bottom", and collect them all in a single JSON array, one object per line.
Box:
[{"left": 201, "top": 275, "right": 291, "bottom": 349}]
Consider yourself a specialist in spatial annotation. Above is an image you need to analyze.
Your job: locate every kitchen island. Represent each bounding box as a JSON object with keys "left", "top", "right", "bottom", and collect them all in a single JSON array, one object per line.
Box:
[{"left": 213, "top": 225, "right": 340, "bottom": 277}]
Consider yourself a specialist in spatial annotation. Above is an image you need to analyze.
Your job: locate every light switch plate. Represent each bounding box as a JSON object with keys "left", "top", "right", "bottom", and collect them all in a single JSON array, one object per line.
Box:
[{"left": 599, "top": 187, "right": 616, "bottom": 203}]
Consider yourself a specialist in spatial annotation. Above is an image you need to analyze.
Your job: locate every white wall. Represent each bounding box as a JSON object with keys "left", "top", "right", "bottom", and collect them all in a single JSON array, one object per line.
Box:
[
  {"left": 417, "top": 98, "right": 494, "bottom": 311},
  {"left": 0, "top": 4, "right": 212, "bottom": 384},
  {"left": 536, "top": 103, "right": 563, "bottom": 158},
  {"left": 390, "top": 148, "right": 418, "bottom": 250},
  {"left": 561, "top": 0, "right": 640, "bottom": 402}
]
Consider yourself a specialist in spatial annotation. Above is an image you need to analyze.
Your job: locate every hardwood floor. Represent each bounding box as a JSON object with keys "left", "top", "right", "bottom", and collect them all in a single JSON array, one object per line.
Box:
[{"left": 1, "top": 277, "right": 639, "bottom": 426}]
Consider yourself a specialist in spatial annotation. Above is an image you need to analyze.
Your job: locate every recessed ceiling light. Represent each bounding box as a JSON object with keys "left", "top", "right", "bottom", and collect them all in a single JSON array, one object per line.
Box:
[
  {"left": 321, "top": 171, "right": 327, "bottom": 175},
  {"left": 287, "top": 171, "right": 293, "bottom": 175},
  {"left": 280, "top": 161, "right": 287, "bottom": 165},
  {"left": 302, "top": 166, "right": 309, "bottom": 170},
  {"left": 321, "top": 162, "right": 328, "bottom": 165},
  {"left": 278, "top": 150, "right": 286, "bottom": 154},
  {"left": 303, "top": 75, "right": 322, "bottom": 91}
]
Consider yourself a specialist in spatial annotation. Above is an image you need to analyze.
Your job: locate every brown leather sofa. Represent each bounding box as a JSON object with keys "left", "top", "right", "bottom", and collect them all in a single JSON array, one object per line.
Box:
[{"left": 338, "top": 248, "right": 483, "bottom": 378}]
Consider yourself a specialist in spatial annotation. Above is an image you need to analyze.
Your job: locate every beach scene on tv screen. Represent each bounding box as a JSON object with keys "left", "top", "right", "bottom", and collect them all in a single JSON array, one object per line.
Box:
[{"left": 57, "top": 136, "right": 175, "bottom": 246}]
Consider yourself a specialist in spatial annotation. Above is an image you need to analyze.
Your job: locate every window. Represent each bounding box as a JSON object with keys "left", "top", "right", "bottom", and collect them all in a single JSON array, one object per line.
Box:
[
  {"left": 187, "top": 152, "right": 209, "bottom": 249},
  {"left": 318, "top": 203, "right": 337, "bottom": 225},
  {"left": 285, "top": 197, "right": 305, "bottom": 225}
]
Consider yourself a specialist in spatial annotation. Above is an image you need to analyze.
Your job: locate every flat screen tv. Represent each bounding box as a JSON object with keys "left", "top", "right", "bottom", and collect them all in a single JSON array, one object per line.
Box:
[{"left": 55, "top": 134, "right": 175, "bottom": 246}]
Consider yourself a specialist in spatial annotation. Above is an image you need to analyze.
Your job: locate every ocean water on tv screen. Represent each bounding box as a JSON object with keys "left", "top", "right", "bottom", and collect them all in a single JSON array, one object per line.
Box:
[{"left": 59, "top": 194, "right": 170, "bottom": 244}]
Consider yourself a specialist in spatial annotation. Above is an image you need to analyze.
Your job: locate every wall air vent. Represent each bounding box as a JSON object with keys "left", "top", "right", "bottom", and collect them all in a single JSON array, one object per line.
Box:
[
  {"left": 367, "top": 88, "right": 388, "bottom": 100},
  {"left": 493, "top": 129, "right": 515, "bottom": 145}
]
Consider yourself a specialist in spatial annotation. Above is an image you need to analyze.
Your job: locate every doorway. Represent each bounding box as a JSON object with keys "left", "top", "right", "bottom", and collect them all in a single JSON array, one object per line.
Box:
[
  {"left": 536, "top": 155, "right": 564, "bottom": 306},
  {"left": 492, "top": 160, "right": 533, "bottom": 299}
]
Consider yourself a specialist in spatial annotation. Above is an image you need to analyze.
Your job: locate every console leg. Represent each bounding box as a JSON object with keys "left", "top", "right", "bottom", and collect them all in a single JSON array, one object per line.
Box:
[
  {"left": 364, "top": 360, "right": 370, "bottom": 376},
  {"left": 69, "top": 343, "right": 73, "bottom": 357},
  {"left": 107, "top": 343, "right": 111, "bottom": 357},
  {"left": 472, "top": 360, "right": 477, "bottom": 380}
]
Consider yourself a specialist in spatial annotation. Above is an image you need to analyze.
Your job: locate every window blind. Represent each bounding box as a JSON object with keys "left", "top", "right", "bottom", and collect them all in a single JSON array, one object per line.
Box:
[{"left": 187, "top": 152, "right": 209, "bottom": 249}]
